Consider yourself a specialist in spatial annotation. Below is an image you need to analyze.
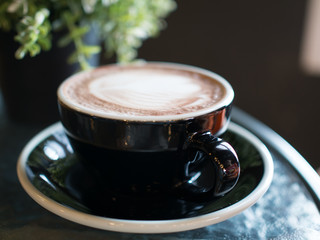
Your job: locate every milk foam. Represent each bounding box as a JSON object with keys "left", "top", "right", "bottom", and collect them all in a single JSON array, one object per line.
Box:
[
  {"left": 89, "top": 71, "right": 204, "bottom": 111},
  {"left": 59, "top": 64, "right": 233, "bottom": 121}
]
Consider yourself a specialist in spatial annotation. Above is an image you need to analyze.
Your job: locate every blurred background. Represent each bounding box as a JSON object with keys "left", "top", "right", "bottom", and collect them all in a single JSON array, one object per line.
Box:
[
  {"left": 138, "top": 0, "right": 320, "bottom": 170},
  {"left": 0, "top": 0, "right": 319, "bottom": 171}
]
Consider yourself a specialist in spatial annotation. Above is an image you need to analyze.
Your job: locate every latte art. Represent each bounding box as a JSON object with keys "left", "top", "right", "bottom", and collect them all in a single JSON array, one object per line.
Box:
[
  {"left": 90, "top": 71, "right": 213, "bottom": 111},
  {"left": 59, "top": 63, "right": 233, "bottom": 121}
]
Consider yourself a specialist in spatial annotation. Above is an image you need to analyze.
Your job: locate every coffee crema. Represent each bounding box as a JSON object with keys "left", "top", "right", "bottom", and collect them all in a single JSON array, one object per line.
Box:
[{"left": 58, "top": 63, "right": 234, "bottom": 121}]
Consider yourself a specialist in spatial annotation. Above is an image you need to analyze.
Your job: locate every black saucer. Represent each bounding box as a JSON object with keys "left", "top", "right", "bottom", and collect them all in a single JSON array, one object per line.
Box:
[{"left": 23, "top": 122, "right": 265, "bottom": 221}]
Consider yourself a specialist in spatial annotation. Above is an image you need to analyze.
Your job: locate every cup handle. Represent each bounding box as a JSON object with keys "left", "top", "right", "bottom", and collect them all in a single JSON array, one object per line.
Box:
[{"left": 174, "top": 131, "right": 240, "bottom": 199}]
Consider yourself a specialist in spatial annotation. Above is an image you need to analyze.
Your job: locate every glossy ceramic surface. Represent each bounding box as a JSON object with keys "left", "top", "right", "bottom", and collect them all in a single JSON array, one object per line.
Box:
[{"left": 17, "top": 122, "right": 273, "bottom": 233}]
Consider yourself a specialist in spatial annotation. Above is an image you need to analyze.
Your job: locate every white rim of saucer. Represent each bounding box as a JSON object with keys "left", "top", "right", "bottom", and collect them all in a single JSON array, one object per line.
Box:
[
  {"left": 17, "top": 122, "right": 274, "bottom": 234},
  {"left": 57, "top": 62, "right": 235, "bottom": 122}
]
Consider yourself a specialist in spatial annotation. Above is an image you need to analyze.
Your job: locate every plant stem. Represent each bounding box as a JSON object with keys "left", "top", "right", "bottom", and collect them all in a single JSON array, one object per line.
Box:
[{"left": 62, "top": 12, "right": 91, "bottom": 70}]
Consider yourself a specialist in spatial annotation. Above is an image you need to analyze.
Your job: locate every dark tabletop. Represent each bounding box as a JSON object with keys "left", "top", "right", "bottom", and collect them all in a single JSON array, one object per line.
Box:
[{"left": 1, "top": 96, "right": 320, "bottom": 239}]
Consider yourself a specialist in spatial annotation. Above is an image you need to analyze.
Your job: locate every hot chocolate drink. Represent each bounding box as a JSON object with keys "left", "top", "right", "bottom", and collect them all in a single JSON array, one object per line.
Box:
[{"left": 58, "top": 63, "right": 233, "bottom": 121}]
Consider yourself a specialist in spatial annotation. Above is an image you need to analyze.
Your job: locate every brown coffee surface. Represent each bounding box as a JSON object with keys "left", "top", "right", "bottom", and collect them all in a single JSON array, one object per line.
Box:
[{"left": 59, "top": 63, "right": 228, "bottom": 120}]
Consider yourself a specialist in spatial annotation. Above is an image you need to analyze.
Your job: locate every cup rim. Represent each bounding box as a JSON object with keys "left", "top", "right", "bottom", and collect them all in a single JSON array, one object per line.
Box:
[{"left": 57, "top": 62, "right": 234, "bottom": 122}]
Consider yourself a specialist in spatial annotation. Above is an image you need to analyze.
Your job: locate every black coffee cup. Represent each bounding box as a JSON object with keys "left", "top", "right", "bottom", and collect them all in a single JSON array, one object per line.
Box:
[{"left": 57, "top": 62, "right": 240, "bottom": 200}]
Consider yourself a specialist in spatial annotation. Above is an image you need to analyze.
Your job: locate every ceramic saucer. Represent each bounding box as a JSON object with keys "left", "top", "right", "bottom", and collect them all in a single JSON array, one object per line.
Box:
[{"left": 17, "top": 122, "right": 273, "bottom": 234}]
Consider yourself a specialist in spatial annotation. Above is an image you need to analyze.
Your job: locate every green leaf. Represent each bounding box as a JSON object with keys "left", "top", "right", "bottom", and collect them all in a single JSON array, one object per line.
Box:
[
  {"left": 58, "top": 35, "right": 73, "bottom": 47},
  {"left": 67, "top": 51, "right": 79, "bottom": 64},
  {"left": 69, "top": 25, "right": 90, "bottom": 39},
  {"left": 38, "top": 37, "right": 52, "bottom": 50},
  {"left": 80, "top": 45, "right": 101, "bottom": 55},
  {"left": 29, "top": 44, "right": 41, "bottom": 56},
  {"left": 15, "top": 47, "right": 27, "bottom": 59}
]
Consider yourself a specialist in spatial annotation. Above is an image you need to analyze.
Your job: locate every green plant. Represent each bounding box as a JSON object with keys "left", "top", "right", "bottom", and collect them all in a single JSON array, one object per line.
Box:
[{"left": 0, "top": 0, "right": 176, "bottom": 70}]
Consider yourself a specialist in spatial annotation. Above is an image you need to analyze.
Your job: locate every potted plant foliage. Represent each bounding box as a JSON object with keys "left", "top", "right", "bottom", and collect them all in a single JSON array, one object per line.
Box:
[{"left": 0, "top": 0, "right": 176, "bottom": 124}]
